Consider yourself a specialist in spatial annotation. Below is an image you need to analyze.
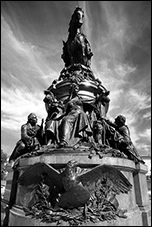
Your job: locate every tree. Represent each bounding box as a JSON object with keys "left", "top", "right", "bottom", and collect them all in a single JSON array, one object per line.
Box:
[
  {"left": 1, "top": 149, "right": 8, "bottom": 180},
  {"left": 1, "top": 149, "right": 7, "bottom": 163}
]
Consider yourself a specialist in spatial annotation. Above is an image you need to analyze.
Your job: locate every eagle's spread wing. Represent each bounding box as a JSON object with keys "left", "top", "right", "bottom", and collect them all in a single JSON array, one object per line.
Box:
[
  {"left": 18, "top": 162, "right": 63, "bottom": 191},
  {"left": 77, "top": 164, "right": 132, "bottom": 194}
]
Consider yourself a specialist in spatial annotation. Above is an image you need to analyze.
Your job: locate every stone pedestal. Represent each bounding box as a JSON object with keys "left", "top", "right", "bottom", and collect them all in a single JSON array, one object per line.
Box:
[
  {"left": 133, "top": 163, "right": 151, "bottom": 226},
  {"left": 7, "top": 151, "right": 151, "bottom": 226}
]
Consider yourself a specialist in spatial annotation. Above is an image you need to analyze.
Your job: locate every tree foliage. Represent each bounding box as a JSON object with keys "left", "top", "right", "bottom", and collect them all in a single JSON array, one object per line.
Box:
[
  {"left": 1, "top": 149, "right": 7, "bottom": 164},
  {"left": 1, "top": 149, "right": 8, "bottom": 180}
]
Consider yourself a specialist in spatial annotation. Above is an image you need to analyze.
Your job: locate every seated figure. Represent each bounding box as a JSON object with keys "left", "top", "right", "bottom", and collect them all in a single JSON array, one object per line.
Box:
[
  {"left": 9, "top": 113, "right": 44, "bottom": 165},
  {"left": 58, "top": 96, "right": 93, "bottom": 147},
  {"left": 102, "top": 115, "right": 145, "bottom": 163}
]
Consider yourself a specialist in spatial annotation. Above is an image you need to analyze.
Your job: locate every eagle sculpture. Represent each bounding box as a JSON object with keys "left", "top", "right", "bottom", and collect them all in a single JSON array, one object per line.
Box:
[{"left": 18, "top": 160, "right": 132, "bottom": 212}]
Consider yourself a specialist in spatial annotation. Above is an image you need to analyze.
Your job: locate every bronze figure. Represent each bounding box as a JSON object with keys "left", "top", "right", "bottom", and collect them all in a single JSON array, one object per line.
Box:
[
  {"left": 43, "top": 91, "right": 64, "bottom": 146},
  {"left": 9, "top": 113, "right": 44, "bottom": 165},
  {"left": 101, "top": 115, "right": 145, "bottom": 163},
  {"left": 61, "top": 7, "right": 93, "bottom": 67},
  {"left": 5, "top": 6, "right": 148, "bottom": 227},
  {"left": 58, "top": 96, "right": 93, "bottom": 147},
  {"left": 10, "top": 7, "right": 144, "bottom": 165}
]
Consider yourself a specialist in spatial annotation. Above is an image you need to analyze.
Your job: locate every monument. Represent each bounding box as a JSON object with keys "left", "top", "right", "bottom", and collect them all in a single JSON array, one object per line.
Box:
[{"left": 3, "top": 7, "right": 151, "bottom": 226}]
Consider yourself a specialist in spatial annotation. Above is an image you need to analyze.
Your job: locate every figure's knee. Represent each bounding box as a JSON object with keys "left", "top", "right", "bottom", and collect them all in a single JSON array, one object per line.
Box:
[
  {"left": 15, "top": 141, "right": 25, "bottom": 152},
  {"left": 45, "top": 130, "right": 56, "bottom": 144},
  {"left": 19, "top": 141, "right": 26, "bottom": 150},
  {"left": 9, "top": 141, "right": 26, "bottom": 161}
]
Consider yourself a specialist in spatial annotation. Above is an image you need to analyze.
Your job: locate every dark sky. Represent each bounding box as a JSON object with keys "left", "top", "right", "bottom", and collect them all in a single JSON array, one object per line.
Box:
[{"left": 1, "top": 1, "right": 151, "bottom": 156}]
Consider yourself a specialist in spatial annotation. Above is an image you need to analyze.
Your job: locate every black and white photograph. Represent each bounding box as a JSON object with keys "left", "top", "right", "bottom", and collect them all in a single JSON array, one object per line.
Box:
[{"left": 1, "top": 1, "right": 151, "bottom": 226}]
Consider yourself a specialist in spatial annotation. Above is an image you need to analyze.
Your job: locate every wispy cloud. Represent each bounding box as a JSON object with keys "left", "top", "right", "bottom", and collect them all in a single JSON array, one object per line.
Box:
[
  {"left": 100, "top": 2, "right": 130, "bottom": 49},
  {"left": 143, "top": 111, "right": 151, "bottom": 120},
  {"left": 136, "top": 144, "right": 151, "bottom": 154},
  {"left": 125, "top": 89, "right": 151, "bottom": 115},
  {"left": 138, "top": 129, "right": 151, "bottom": 140},
  {"left": 1, "top": 15, "right": 59, "bottom": 89},
  {"left": 114, "top": 63, "right": 136, "bottom": 78},
  {"left": 1, "top": 13, "right": 58, "bottom": 133},
  {"left": 1, "top": 86, "right": 47, "bottom": 131}
]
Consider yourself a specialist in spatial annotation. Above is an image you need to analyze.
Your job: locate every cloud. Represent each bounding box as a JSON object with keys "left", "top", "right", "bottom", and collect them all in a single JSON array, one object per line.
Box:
[
  {"left": 125, "top": 89, "right": 151, "bottom": 115},
  {"left": 1, "top": 14, "right": 59, "bottom": 89},
  {"left": 135, "top": 144, "right": 151, "bottom": 156},
  {"left": 138, "top": 129, "right": 151, "bottom": 140},
  {"left": 101, "top": 2, "right": 129, "bottom": 47},
  {"left": 1, "top": 86, "right": 47, "bottom": 131},
  {"left": 114, "top": 63, "right": 136, "bottom": 78},
  {"left": 143, "top": 111, "right": 151, "bottom": 120}
]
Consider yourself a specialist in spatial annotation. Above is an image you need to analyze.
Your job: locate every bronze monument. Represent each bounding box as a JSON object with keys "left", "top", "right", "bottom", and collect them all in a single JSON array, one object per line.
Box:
[{"left": 4, "top": 6, "right": 150, "bottom": 227}]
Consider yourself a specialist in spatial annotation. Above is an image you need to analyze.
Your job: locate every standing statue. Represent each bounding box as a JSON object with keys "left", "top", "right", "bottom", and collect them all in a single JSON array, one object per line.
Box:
[{"left": 61, "top": 7, "right": 93, "bottom": 67}]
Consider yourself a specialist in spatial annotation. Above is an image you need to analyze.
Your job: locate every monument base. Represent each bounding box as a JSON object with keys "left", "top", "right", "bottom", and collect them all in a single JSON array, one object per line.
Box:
[
  {"left": 7, "top": 153, "right": 151, "bottom": 226},
  {"left": 9, "top": 205, "right": 142, "bottom": 226}
]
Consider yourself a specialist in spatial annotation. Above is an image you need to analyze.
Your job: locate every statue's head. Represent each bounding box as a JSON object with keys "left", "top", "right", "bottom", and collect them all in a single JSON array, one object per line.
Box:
[
  {"left": 67, "top": 160, "right": 78, "bottom": 168},
  {"left": 43, "top": 90, "right": 56, "bottom": 104},
  {"left": 28, "top": 113, "right": 38, "bottom": 125},
  {"left": 68, "top": 7, "right": 84, "bottom": 33},
  {"left": 73, "top": 7, "right": 84, "bottom": 27},
  {"left": 115, "top": 115, "right": 126, "bottom": 127}
]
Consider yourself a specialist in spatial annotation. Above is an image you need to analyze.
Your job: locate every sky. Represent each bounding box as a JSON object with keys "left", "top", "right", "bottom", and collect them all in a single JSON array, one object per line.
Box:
[{"left": 1, "top": 1, "right": 151, "bottom": 157}]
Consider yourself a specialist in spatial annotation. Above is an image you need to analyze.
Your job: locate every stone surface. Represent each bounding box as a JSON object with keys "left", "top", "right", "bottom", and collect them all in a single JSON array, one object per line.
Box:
[
  {"left": 9, "top": 205, "right": 142, "bottom": 226},
  {"left": 7, "top": 154, "right": 151, "bottom": 226}
]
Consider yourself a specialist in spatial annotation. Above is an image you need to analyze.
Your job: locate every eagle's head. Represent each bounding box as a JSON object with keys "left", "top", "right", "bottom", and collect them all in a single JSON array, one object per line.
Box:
[{"left": 67, "top": 160, "right": 78, "bottom": 169}]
